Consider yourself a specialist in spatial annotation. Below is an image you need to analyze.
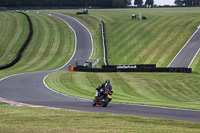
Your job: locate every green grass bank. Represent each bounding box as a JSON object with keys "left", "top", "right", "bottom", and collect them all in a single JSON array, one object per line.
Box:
[
  {"left": 45, "top": 71, "right": 200, "bottom": 110},
  {"left": 0, "top": 106, "right": 200, "bottom": 133},
  {"left": 53, "top": 8, "right": 200, "bottom": 71},
  {"left": 0, "top": 12, "right": 29, "bottom": 66},
  {"left": 0, "top": 12, "right": 75, "bottom": 79}
]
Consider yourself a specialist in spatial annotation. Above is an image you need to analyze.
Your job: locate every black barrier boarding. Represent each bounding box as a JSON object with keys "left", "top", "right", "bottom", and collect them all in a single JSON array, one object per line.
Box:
[
  {"left": 73, "top": 66, "right": 192, "bottom": 73},
  {"left": 101, "top": 20, "right": 109, "bottom": 65}
]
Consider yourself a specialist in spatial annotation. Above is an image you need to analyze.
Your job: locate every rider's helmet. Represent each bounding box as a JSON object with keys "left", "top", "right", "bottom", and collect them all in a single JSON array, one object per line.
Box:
[{"left": 105, "top": 80, "right": 110, "bottom": 83}]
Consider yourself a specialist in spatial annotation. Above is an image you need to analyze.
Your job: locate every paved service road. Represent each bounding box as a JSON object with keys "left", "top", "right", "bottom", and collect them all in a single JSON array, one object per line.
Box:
[
  {"left": 168, "top": 28, "right": 200, "bottom": 68},
  {"left": 0, "top": 13, "right": 200, "bottom": 122}
]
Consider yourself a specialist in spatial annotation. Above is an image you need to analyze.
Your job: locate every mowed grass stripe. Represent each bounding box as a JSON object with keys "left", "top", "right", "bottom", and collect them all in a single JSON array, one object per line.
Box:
[
  {"left": 0, "top": 13, "right": 18, "bottom": 58},
  {"left": 26, "top": 15, "right": 61, "bottom": 71},
  {"left": 142, "top": 17, "right": 186, "bottom": 65},
  {"left": 110, "top": 17, "right": 170, "bottom": 64},
  {"left": 0, "top": 12, "right": 28, "bottom": 66},
  {"left": 7, "top": 12, "right": 74, "bottom": 72},
  {"left": 130, "top": 19, "right": 171, "bottom": 63},
  {"left": 0, "top": 13, "right": 22, "bottom": 63},
  {"left": 27, "top": 14, "right": 53, "bottom": 70},
  {"left": 109, "top": 19, "right": 152, "bottom": 54},
  {"left": 133, "top": 16, "right": 181, "bottom": 64},
  {"left": 14, "top": 14, "right": 46, "bottom": 71},
  {"left": 109, "top": 17, "right": 156, "bottom": 50}
]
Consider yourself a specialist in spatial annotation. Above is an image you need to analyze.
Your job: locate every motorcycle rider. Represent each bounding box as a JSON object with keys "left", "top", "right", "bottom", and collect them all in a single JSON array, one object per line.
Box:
[{"left": 95, "top": 80, "right": 112, "bottom": 99}]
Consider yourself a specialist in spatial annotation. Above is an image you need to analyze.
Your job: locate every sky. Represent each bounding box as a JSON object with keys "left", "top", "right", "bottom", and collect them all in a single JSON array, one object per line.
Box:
[
  {"left": 154, "top": 0, "right": 175, "bottom": 5},
  {"left": 131, "top": 0, "right": 175, "bottom": 6}
]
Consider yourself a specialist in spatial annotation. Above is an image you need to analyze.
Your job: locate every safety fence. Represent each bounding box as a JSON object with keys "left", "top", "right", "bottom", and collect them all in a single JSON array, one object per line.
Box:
[
  {"left": 0, "top": 12, "right": 33, "bottom": 70},
  {"left": 71, "top": 65, "right": 192, "bottom": 73}
]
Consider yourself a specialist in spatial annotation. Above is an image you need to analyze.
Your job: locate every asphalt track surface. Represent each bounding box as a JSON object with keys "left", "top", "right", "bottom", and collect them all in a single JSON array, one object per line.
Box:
[
  {"left": 168, "top": 28, "right": 200, "bottom": 68},
  {"left": 0, "top": 13, "right": 200, "bottom": 122}
]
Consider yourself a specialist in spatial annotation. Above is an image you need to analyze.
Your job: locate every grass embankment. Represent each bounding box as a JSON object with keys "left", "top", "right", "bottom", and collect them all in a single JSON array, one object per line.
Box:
[
  {"left": 0, "top": 12, "right": 75, "bottom": 79},
  {"left": 0, "top": 12, "right": 29, "bottom": 66},
  {"left": 46, "top": 71, "right": 200, "bottom": 110},
  {"left": 103, "top": 8, "right": 200, "bottom": 68},
  {"left": 54, "top": 8, "right": 200, "bottom": 71},
  {"left": 0, "top": 106, "right": 200, "bottom": 133}
]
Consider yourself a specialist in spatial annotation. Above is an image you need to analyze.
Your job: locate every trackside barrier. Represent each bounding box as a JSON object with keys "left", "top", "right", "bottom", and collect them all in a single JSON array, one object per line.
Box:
[
  {"left": 102, "top": 64, "right": 156, "bottom": 69},
  {"left": 73, "top": 66, "right": 192, "bottom": 73},
  {"left": 0, "top": 12, "right": 33, "bottom": 70},
  {"left": 101, "top": 20, "right": 109, "bottom": 65},
  {"left": 69, "top": 67, "right": 74, "bottom": 71}
]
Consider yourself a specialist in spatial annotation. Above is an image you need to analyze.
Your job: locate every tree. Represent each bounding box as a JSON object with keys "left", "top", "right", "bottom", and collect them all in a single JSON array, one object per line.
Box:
[
  {"left": 112, "top": 0, "right": 126, "bottom": 8},
  {"left": 145, "top": 0, "right": 154, "bottom": 7},
  {"left": 126, "top": 0, "right": 132, "bottom": 5},
  {"left": 134, "top": 0, "right": 143, "bottom": 6},
  {"left": 0, "top": 0, "right": 139, "bottom": 8},
  {"left": 175, "top": 0, "right": 200, "bottom": 6},
  {"left": 174, "top": 0, "right": 184, "bottom": 6}
]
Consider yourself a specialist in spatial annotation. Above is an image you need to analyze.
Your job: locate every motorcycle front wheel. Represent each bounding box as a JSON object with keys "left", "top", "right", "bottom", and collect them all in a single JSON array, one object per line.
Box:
[{"left": 102, "top": 97, "right": 109, "bottom": 107}]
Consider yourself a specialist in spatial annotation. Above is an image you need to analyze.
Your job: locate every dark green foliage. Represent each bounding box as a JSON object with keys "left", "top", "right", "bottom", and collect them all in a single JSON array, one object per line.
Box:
[
  {"left": 0, "top": 0, "right": 131, "bottom": 8},
  {"left": 134, "top": 0, "right": 143, "bottom": 6},
  {"left": 175, "top": 0, "right": 200, "bottom": 6},
  {"left": 145, "top": 0, "right": 154, "bottom": 7}
]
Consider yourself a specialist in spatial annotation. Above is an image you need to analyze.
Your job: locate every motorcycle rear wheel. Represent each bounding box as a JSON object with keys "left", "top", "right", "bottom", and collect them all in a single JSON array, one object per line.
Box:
[{"left": 92, "top": 100, "right": 96, "bottom": 106}]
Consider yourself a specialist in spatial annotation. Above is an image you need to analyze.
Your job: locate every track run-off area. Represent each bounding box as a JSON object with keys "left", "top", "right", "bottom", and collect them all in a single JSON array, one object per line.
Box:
[{"left": 0, "top": 12, "right": 200, "bottom": 122}]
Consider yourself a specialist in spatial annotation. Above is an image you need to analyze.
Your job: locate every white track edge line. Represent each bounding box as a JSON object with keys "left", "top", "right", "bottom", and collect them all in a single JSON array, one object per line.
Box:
[
  {"left": 168, "top": 28, "right": 200, "bottom": 68},
  {"left": 188, "top": 48, "right": 200, "bottom": 68}
]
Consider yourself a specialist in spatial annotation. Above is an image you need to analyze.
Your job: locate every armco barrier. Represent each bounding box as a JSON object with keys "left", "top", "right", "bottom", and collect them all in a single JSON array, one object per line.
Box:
[
  {"left": 73, "top": 66, "right": 192, "bottom": 73},
  {"left": 0, "top": 12, "right": 33, "bottom": 70}
]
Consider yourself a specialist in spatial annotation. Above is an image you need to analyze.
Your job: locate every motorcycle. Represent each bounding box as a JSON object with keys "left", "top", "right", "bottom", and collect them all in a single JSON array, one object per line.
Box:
[{"left": 92, "top": 88, "right": 113, "bottom": 107}]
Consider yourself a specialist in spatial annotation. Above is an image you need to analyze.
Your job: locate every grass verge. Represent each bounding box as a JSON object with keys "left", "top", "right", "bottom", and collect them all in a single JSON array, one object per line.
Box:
[{"left": 0, "top": 106, "right": 200, "bottom": 133}]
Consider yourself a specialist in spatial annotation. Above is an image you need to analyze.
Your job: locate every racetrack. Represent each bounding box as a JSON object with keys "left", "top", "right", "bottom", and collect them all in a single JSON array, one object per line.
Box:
[
  {"left": 0, "top": 12, "right": 200, "bottom": 122},
  {"left": 168, "top": 28, "right": 200, "bottom": 68}
]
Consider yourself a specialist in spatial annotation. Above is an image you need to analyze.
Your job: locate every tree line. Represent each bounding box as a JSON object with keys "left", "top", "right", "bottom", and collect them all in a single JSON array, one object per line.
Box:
[
  {"left": 134, "top": 0, "right": 154, "bottom": 7},
  {"left": 1, "top": 0, "right": 199, "bottom": 8},
  {"left": 175, "top": 0, "right": 200, "bottom": 6},
  {"left": 134, "top": 0, "right": 200, "bottom": 7},
  {"left": 0, "top": 0, "right": 131, "bottom": 8}
]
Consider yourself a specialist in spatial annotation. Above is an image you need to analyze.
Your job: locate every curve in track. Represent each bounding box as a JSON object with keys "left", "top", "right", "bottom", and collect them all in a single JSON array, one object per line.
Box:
[{"left": 0, "top": 12, "right": 200, "bottom": 122}]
